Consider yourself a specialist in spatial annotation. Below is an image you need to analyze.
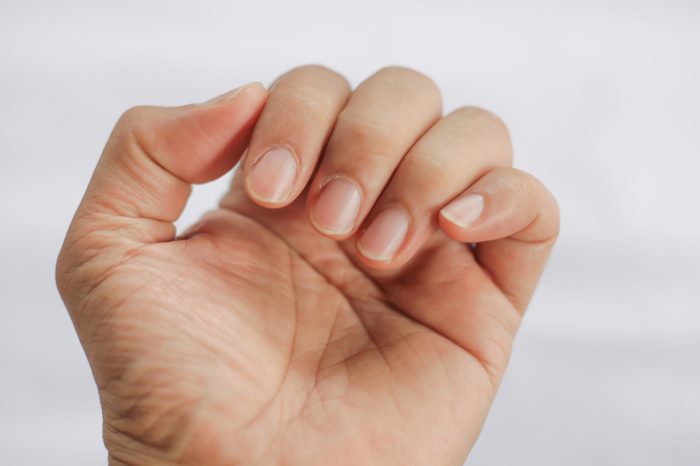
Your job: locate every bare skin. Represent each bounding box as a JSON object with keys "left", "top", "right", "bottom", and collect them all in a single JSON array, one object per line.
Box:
[{"left": 56, "top": 65, "right": 559, "bottom": 466}]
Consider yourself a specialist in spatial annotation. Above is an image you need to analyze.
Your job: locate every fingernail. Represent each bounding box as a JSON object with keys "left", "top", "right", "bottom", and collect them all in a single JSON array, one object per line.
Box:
[
  {"left": 311, "top": 178, "right": 362, "bottom": 235},
  {"left": 247, "top": 147, "right": 298, "bottom": 203},
  {"left": 358, "top": 207, "right": 409, "bottom": 261},
  {"left": 205, "top": 82, "right": 263, "bottom": 104},
  {"left": 440, "top": 194, "right": 484, "bottom": 228}
]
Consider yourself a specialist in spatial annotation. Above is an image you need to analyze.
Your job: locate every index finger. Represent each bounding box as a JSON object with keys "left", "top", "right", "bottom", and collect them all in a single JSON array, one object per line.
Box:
[{"left": 241, "top": 65, "right": 351, "bottom": 208}]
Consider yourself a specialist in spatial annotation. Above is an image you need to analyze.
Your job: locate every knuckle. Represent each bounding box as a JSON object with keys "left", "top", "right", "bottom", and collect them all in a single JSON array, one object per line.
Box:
[
  {"left": 112, "top": 106, "right": 156, "bottom": 154},
  {"left": 270, "top": 90, "right": 334, "bottom": 126},
  {"left": 292, "top": 64, "right": 349, "bottom": 85},
  {"left": 335, "top": 112, "right": 394, "bottom": 151},
  {"left": 376, "top": 65, "right": 423, "bottom": 80},
  {"left": 116, "top": 105, "right": 150, "bottom": 133},
  {"left": 451, "top": 106, "right": 513, "bottom": 162},
  {"left": 512, "top": 169, "right": 537, "bottom": 196},
  {"left": 291, "top": 63, "right": 333, "bottom": 74},
  {"left": 267, "top": 67, "right": 351, "bottom": 123},
  {"left": 375, "top": 65, "right": 442, "bottom": 101},
  {"left": 272, "top": 64, "right": 351, "bottom": 95},
  {"left": 111, "top": 106, "right": 160, "bottom": 158},
  {"left": 496, "top": 168, "right": 538, "bottom": 197},
  {"left": 503, "top": 168, "right": 561, "bottom": 238},
  {"left": 375, "top": 65, "right": 432, "bottom": 85},
  {"left": 452, "top": 106, "right": 508, "bottom": 134}
]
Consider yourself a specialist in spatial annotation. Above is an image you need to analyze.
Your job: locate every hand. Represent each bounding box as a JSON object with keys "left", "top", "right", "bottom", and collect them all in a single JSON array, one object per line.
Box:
[{"left": 57, "top": 65, "right": 559, "bottom": 466}]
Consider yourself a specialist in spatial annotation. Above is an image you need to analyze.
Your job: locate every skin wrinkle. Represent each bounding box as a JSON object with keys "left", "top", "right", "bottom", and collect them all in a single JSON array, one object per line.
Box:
[
  {"left": 247, "top": 260, "right": 356, "bottom": 465},
  {"left": 278, "top": 289, "right": 398, "bottom": 443},
  {"left": 106, "top": 400, "right": 188, "bottom": 464},
  {"left": 211, "top": 207, "right": 429, "bottom": 353},
  {"left": 57, "top": 225, "right": 174, "bottom": 336},
  {"left": 220, "top": 248, "right": 300, "bottom": 465},
  {"left": 111, "top": 127, "right": 191, "bottom": 218},
  {"left": 377, "top": 272, "right": 507, "bottom": 391},
  {"left": 474, "top": 204, "right": 559, "bottom": 314},
  {"left": 224, "top": 250, "right": 299, "bottom": 440},
  {"left": 124, "top": 108, "right": 191, "bottom": 186},
  {"left": 77, "top": 254, "right": 162, "bottom": 345},
  {"left": 58, "top": 219, "right": 142, "bottom": 292},
  {"left": 96, "top": 247, "right": 276, "bottom": 463},
  {"left": 463, "top": 307, "right": 517, "bottom": 384},
  {"left": 330, "top": 260, "right": 479, "bottom": 382},
  {"left": 307, "top": 294, "right": 343, "bottom": 407},
  {"left": 117, "top": 393, "right": 193, "bottom": 454}
]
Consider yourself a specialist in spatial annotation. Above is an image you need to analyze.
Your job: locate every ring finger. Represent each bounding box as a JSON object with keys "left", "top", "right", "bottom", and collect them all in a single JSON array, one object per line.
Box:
[{"left": 355, "top": 106, "right": 513, "bottom": 269}]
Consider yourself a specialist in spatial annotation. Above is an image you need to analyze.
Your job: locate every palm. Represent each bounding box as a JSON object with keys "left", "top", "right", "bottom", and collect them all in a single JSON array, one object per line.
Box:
[{"left": 91, "top": 176, "right": 516, "bottom": 465}]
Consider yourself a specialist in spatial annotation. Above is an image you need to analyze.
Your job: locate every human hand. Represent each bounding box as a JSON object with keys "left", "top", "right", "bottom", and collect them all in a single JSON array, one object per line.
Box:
[{"left": 56, "top": 65, "right": 559, "bottom": 465}]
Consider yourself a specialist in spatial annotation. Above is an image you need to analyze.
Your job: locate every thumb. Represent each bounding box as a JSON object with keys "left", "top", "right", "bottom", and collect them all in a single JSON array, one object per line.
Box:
[
  {"left": 67, "top": 82, "right": 267, "bottom": 246},
  {"left": 57, "top": 82, "right": 267, "bottom": 308}
]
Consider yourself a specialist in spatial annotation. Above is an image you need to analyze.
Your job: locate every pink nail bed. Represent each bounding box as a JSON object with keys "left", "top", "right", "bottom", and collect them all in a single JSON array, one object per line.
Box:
[
  {"left": 311, "top": 177, "right": 362, "bottom": 235},
  {"left": 358, "top": 207, "right": 409, "bottom": 261},
  {"left": 247, "top": 147, "right": 297, "bottom": 203}
]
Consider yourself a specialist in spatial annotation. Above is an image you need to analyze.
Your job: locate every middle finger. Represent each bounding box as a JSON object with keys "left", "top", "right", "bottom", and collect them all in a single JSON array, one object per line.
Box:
[{"left": 307, "top": 66, "right": 442, "bottom": 238}]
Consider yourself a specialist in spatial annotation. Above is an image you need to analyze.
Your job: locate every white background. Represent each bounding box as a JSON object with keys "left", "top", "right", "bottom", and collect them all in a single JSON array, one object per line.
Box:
[{"left": 1, "top": 0, "right": 699, "bottom": 464}]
